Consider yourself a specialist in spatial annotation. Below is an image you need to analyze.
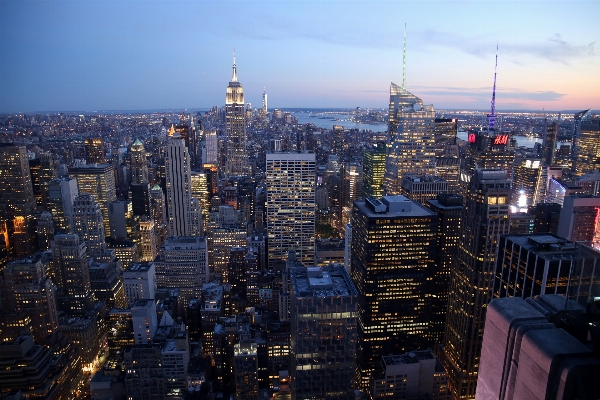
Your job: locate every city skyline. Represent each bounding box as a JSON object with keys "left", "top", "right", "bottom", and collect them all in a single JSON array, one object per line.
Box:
[{"left": 1, "top": 0, "right": 599, "bottom": 113}]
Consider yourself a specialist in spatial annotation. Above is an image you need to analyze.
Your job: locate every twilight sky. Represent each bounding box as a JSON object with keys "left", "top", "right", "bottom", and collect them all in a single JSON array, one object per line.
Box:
[{"left": 1, "top": 0, "right": 598, "bottom": 113}]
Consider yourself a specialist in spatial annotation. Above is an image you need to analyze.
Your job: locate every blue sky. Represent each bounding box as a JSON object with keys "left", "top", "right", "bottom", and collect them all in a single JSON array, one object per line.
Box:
[{"left": 1, "top": 0, "right": 598, "bottom": 112}]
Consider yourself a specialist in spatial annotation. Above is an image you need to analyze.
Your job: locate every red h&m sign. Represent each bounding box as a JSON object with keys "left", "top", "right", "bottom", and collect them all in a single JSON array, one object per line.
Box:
[{"left": 493, "top": 135, "right": 509, "bottom": 145}]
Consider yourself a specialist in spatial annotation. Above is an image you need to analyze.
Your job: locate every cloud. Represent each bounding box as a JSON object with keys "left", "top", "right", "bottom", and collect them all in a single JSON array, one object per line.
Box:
[
  {"left": 412, "top": 86, "right": 566, "bottom": 102},
  {"left": 332, "top": 89, "right": 389, "bottom": 93},
  {"left": 243, "top": 12, "right": 597, "bottom": 66},
  {"left": 416, "top": 31, "right": 596, "bottom": 64}
]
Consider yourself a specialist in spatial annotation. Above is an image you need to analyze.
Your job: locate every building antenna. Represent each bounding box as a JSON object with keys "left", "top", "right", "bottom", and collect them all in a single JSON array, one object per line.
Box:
[
  {"left": 402, "top": 23, "right": 407, "bottom": 91},
  {"left": 232, "top": 48, "right": 237, "bottom": 82},
  {"left": 488, "top": 43, "right": 498, "bottom": 131}
]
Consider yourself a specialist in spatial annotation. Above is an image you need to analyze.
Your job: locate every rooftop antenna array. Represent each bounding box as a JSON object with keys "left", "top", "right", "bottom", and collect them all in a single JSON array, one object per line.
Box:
[
  {"left": 488, "top": 44, "right": 498, "bottom": 131},
  {"left": 402, "top": 23, "right": 407, "bottom": 91}
]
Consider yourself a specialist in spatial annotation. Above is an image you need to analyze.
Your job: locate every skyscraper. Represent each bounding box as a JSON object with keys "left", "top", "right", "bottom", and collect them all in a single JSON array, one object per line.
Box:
[
  {"left": 38, "top": 152, "right": 58, "bottom": 209},
  {"left": 46, "top": 177, "right": 79, "bottom": 233},
  {"left": 225, "top": 53, "right": 248, "bottom": 177},
  {"left": 434, "top": 118, "right": 458, "bottom": 157},
  {"left": 512, "top": 158, "right": 545, "bottom": 208},
  {"left": 435, "top": 157, "right": 461, "bottom": 194},
  {"left": 72, "top": 193, "right": 107, "bottom": 259},
  {"left": 342, "top": 163, "right": 363, "bottom": 208},
  {"left": 400, "top": 175, "right": 449, "bottom": 205},
  {"left": 266, "top": 151, "right": 315, "bottom": 267},
  {"left": 165, "top": 127, "right": 196, "bottom": 236},
  {"left": 150, "top": 184, "right": 167, "bottom": 227},
  {"left": 13, "top": 215, "right": 37, "bottom": 257},
  {"left": 362, "top": 142, "right": 386, "bottom": 199},
  {"left": 204, "top": 130, "right": 218, "bottom": 166},
  {"left": 69, "top": 163, "right": 117, "bottom": 234},
  {"left": 130, "top": 182, "right": 151, "bottom": 217},
  {"left": 556, "top": 195, "right": 600, "bottom": 247},
  {"left": 130, "top": 139, "right": 148, "bottom": 184},
  {"left": 425, "top": 194, "right": 462, "bottom": 344},
  {"left": 36, "top": 211, "right": 55, "bottom": 251},
  {"left": 138, "top": 216, "right": 157, "bottom": 262},
  {"left": 493, "top": 234, "right": 600, "bottom": 303},
  {"left": 51, "top": 234, "right": 95, "bottom": 315},
  {"left": 233, "top": 334, "right": 259, "bottom": 400},
  {"left": 528, "top": 202, "right": 561, "bottom": 235},
  {"left": 2, "top": 252, "right": 59, "bottom": 344},
  {"left": 543, "top": 120, "right": 559, "bottom": 166},
  {"left": 262, "top": 88, "right": 268, "bottom": 115},
  {"left": 154, "top": 236, "right": 209, "bottom": 290},
  {"left": 289, "top": 265, "right": 358, "bottom": 399},
  {"left": 332, "top": 125, "right": 345, "bottom": 156},
  {"left": 460, "top": 131, "right": 514, "bottom": 198},
  {"left": 84, "top": 137, "right": 104, "bottom": 164},
  {"left": 572, "top": 110, "right": 600, "bottom": 176},
  {"left": 441, "top": 170, "right": 511, "bottom": 399},
  {"left": 385, "top": 83, "right": 436, "bottom": 194},
  {"left": 351, "top": 196, "right": 438, "bottom": 389},
  {"left": 0, "top": 143, "right": 36, "bottom": 223}
]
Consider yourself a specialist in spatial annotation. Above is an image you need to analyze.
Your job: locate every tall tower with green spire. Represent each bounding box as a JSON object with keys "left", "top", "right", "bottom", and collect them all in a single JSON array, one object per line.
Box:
[{"left": 384, "top": 26, "right": 436, "bottom": 194}]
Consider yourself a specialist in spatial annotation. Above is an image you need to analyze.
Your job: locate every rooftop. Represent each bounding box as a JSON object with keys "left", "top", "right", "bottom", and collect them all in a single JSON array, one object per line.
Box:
[
  {"left": 125, "top": 263, "right": 153, "bottom": 273},
  {"left": 290, "top": 265, "right": 357, "bottom": 299},
  {"left": 382, "top": 350, "right": 435, "bottom": 366},
  {"left": 505, "top": 234, "right": 577, "bottom": 255},
  {"left": 358, "top": 195, "right": 436, "bottom": 218}
]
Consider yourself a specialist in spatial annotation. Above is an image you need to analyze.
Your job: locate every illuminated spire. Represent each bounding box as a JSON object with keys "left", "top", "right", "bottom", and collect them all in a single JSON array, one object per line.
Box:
[
  {"left": 488, "top": 43, "right": 498, "bottom": 131},
  {"left": 402, "top": 23, "right": 406, "bottom": 91},
  {"left": 232, "top": 49, "right": 238, "bottom": 82},
  {"left": 168, "top": 124, "right": 175, "bottom": 136}
]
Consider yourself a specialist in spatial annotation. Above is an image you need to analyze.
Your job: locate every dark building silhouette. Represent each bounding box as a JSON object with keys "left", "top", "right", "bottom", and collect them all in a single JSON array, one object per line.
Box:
[
  {"left": 425, "top": 194, "right": 462, "bottom": 344},
  {"left": 529, "top": 202, "right": 561, "bottom": 234},
  {"left": 352, "top": 196, "right": 438, "bottom": 389},
  {"left": 441, "top": 170, "right": 511, "bottom": 399}
]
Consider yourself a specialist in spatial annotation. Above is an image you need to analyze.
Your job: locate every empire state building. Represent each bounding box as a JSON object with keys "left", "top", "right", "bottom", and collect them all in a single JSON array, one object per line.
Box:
[{"left": 225, "top": 53, "right": 249, "bottom": 177}]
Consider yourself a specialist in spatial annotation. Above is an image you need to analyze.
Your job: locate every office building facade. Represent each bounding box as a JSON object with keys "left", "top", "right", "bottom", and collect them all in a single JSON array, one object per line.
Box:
[
  {"left": 130, "top": 139, "right": 149, "bottom": 184},
  {"left": 225, "top": 54, "right": 248, "bottom": 177},
  {"left": 441, "top": 170, "right": 511, "bottom": 399},
  {"left": 572, "top": 109, "right": 600, "bottom": 176},
  {"left": 494, "top": 233, "right": 600, "bottom": 303},
  {"left": 385, "top": 83, "right": 436, "bottom": 194},
  {"left": 290, "top": 265, "right": 358, "bottom": 399},
  {"left": 557, "top": 195, "right": 600, "bottom": 247},
  {"left": 51, "top": 234, "right": 95, "bottom": 315},
  {"left": 362, "top": 142, "right": 386, "bottom": 199},
  {"left": 351, "top": 195, "right": 438, "bottom": 389},
  {"left": 69, "top": 163, "right": 117, "bottom": 234},
  {"left": 266, "top": 151, "right": 316, "bottom": 267},
  {"left": 84, "top": 137, "right": 104, "bottom": 164},
  {"left": 165, "top": 129, "right": 195, "bottom": 236},
  {"left": 0, "top": 143, "right": 36, "bottom": 224}
]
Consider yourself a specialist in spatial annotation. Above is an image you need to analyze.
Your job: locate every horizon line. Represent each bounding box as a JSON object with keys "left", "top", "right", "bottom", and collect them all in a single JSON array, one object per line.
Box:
[{"left": 1, "top": 107, "right": 593, "bottom": 115}]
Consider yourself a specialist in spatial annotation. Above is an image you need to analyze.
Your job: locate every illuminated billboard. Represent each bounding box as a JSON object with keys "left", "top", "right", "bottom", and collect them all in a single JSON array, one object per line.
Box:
[
  {"left": 468, "top": 133, "right": 477, "bottom": 143},
  {"left": 493, "top": 134, "right": 509, "bottom": 146}
]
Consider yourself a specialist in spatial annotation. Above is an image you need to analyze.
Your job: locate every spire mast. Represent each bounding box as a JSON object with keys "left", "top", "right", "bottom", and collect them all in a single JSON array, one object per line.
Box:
[
  {"left": 402, "top": 23, "right": 406, "bottom": 91},
  {"left": 232, "top": 49, "right": 238, "bottom": 82},
  {"left": 488, "top": 43, "right": 498, "bottom": 131}
]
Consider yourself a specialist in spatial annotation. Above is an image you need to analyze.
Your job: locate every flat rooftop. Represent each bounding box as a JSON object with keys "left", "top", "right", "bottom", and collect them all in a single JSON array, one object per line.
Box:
[
  {"left": 504, "top": 234, "right": 578, "bottom": 258},
  {"left": 356, "top": 195, "right": 436, "bottom": 218},
  {"left": 290, "top": 265, "right": 357, "bottom": 299},
  {"left": 382, "top": 350, "right": 435, "bottom": 366},
  {"left": 126, "top": 263, "right": 152, "bottom": 273}
]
